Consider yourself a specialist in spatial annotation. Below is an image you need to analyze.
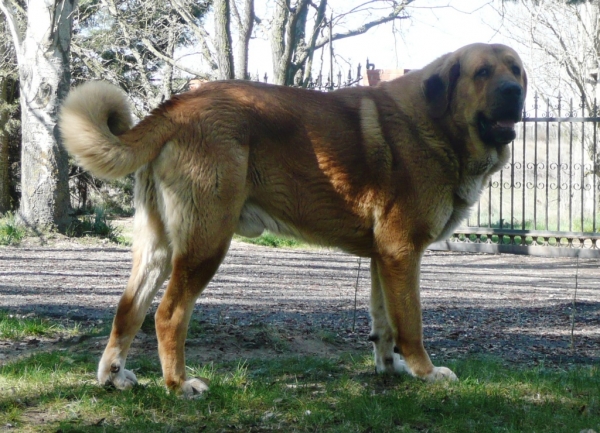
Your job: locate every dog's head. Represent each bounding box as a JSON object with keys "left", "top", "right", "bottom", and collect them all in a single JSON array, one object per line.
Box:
[{"left": 423, "top": 43, "right": 527, "bottom": 147}]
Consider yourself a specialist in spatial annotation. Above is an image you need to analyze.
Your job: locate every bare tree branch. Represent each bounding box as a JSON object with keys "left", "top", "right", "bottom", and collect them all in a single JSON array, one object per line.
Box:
[
  {"left": 0, "top": 0, "right": 23, "bottom": 64},
  {"left": 490, "top": 0, "right": 597, "bottom": 109},
  {"left": 302, "top": 0, "right": 327, "bottom": 84},
  {"left": 101, "top": 0, "right": 155, "bottom": 100},
  {"left": 171, "top": 0, "right": 217, "bottom": 71},
  {"left": 140, "top": 37, "right": 206, "bottom": 78},
  {"left": 313, "top": 1, "right": 412, "bottom": 50}
]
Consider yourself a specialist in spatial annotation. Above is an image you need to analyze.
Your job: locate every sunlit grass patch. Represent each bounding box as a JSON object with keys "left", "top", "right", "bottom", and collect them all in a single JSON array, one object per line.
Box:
[
  {"left": 0, "top": 311, "right": 74, "bottom": 340},
  {"left": 66, "top": 207, "right": 130, "bottom": 246},
  {"left": 1, "top": 350, "right": 598, "bottom": 432},
  {"left": 0, "top": 311, "right": 108, "bottom": 341},
  {"left": 234, "top": 231, "right": 306, "bottom": 248},
  {"left": 0, "top": 212, "right": 26, "bottom": 246}
]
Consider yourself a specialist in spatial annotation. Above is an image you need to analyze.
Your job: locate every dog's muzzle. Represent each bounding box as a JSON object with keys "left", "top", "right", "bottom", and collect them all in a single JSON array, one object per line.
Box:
[{"left": 478, "top": 81, "right": 524, "bottom": 146}]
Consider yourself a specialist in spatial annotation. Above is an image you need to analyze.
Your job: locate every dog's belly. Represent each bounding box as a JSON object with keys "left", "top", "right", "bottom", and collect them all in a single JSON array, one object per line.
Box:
[
  {"left": 235, "top": 202, "right": 300, "bottom": 239},
  {"left": 235, "top": 201, "right": 375, "bottom": 255}
]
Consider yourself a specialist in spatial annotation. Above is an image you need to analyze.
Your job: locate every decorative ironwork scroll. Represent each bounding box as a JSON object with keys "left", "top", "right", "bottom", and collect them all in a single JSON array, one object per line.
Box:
[{"left": 432, "top": 94, "right": 600, "bottom": 257}]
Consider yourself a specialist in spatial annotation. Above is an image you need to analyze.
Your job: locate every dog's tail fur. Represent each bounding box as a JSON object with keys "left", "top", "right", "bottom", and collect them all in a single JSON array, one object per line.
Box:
[{"left": 59, "top": 81, "right": 174, "bottom": 179}]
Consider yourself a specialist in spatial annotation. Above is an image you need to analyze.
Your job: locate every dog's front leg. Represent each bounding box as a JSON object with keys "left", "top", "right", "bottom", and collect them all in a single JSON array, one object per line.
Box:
[
  {"left": 374, "top": 250, "right": 457, "bottom": 382},
  {"left": 369, "top": 258, "right": 411, "bottom": 375}
]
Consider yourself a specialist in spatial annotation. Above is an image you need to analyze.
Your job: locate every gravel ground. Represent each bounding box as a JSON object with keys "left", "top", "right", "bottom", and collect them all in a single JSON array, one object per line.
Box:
[{"left": 1, "top": 238, "right": 599, "bottom": 368}]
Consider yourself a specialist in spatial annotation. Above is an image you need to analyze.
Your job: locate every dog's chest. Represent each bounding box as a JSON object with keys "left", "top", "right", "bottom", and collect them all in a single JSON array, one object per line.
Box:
[
  {"left": 455, "top": 173, "right": 487, "bottom": 207},
  {"left": 434, "top": 173, "right": 487, "bottom": 243}
]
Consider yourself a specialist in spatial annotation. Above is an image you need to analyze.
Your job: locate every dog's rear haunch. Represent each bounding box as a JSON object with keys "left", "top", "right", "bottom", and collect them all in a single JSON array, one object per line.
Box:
[{"left": 59, "top": 43, "right": 526, "bottom": 397}]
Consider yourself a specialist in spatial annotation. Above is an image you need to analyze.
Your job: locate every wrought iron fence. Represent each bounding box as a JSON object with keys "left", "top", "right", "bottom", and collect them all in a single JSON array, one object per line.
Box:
[
  {"left": 430, "top": 93, "right": 600, "bottom": 257},
  {"left": 255, "top": 63, "right": 363, "bottom": 92}
]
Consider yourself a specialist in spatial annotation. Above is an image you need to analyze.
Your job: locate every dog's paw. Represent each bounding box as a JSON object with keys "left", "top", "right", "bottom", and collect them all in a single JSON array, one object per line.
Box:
[
  {"left": 375, "top": 353, "right": 410, "bottom": 375},
  {"left": 99, "top": 367, "right": 138, "bottom": 390},
  {"left": 422, "top": 366, "right": 458, "bottom": 382},
  {"left": 116, "top": 369, "right": 139, "bottom": 389},
  {"left": 392, "top": 355, "right": 411, "bottom": 375},
  {"left": 180, "top": 377, "right": 210, "bottom": 399}
]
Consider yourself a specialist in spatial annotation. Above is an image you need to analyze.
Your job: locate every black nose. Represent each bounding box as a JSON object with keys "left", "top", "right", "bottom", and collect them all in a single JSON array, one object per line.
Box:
[{"left": 498, "top": 81, "right": 522, "bottom": 99}]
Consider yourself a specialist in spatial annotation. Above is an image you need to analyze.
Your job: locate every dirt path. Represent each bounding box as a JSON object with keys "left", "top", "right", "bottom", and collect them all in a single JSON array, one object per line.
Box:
[{"left": 1, "top": 239, "right": 599, "bottom": 369}]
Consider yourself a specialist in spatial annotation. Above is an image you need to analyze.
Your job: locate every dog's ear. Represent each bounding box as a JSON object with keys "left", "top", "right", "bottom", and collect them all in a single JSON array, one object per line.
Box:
[{"left": 423, "top": 55, "right": 461, "bottom": 118}]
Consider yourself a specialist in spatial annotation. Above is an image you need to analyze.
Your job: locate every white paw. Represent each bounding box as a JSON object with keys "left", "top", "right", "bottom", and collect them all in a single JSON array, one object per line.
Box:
[
  {"left": 392, "top": 355, "right": 411, "bottom": 374},
  {"left": 375, "top": 352, "right": 410, "bottom": 375},
  {"left": 99, "top": 367, "right": 138, "bottom": 390},
  {"left": 422, "top": 366, "right": 458, "bottom": 382},
  {"left": 180, "top": 377, "right": 210, "bottom": 398}
]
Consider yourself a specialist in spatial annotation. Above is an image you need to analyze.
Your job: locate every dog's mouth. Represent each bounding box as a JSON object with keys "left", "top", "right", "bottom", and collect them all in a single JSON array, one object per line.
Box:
[{"left": 477, "top": 112, "right": 519, "bottom": 146}]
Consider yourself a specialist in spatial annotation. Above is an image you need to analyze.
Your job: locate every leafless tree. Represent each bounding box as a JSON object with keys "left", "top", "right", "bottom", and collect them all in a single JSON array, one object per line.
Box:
[
  {"left": 203, "top": 0, "right": 415, "bottom": 86},
  {"left": 214, "top": 0, "right": 235, "bottom": 79},
  {"left": 73, "top": 0, "right": 211, "bottom": 114},
  {"left": 269, "top": 0, "right": 414, "bottom": 86},
  {"left": 493, "top": 0, "right": 599, "bottom": 113},
  {"left": 0, "top": 0, "right": 74, "bottom": 231},
  {"left": 232, "top": 0, "right": 255, "bottom": 79},
  {"left": 0, "top": 14, "right": 18, "bottom": 213}
]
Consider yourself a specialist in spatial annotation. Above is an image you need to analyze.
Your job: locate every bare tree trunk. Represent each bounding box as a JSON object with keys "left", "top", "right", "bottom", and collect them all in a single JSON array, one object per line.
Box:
[
  {"left": 288, "top": 1, "right": 309, "bottom": 85},
  {"left": 171, "top": 0, "right": 411, "bottom": 86},
  {"left": 271, "top": 0, "right": 411, "bottom": 86},
  {"left": 302, "top": 0, "right": 327, "bottom": 86},
  {"left": 0, "top": 75, "right": 10, "bottom": 213},
  {"left": 1, "top": 0, "right": 74, "bottom": 231},
  {"left": 214, "top": 0, "right": 235, "bottom": 79},
  {"left": 270, "top": 0, "right": 288, "bottom": 85},
  {"left": 232, "top": 0, "right": 254, "bottom": 80},
  {"left": 159, "top": 19, "right": 177, "bottom": 102}
]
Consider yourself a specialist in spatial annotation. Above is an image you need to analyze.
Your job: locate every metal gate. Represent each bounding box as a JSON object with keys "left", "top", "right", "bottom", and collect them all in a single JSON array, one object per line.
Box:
[{"left": 430, "top": 94, "right": 600, "bottom": 257}]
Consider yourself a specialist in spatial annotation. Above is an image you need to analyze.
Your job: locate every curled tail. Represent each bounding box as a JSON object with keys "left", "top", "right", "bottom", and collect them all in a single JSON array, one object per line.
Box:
[{"left": 59, "top": 81, "right": 173, "bottom": 179}]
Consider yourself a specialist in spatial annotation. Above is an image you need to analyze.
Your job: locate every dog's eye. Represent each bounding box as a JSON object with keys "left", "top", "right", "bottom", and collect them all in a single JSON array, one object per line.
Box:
[
  {"left": 475, "top": 67, "right": 490, "bottom": 79},
  {"left": 511, "top": 65, "right": 521, "bottom": 76}
]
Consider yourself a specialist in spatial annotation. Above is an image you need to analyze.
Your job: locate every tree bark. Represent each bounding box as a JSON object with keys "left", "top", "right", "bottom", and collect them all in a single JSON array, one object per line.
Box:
[
  {"left": 232, "top": 0, "right": 254, "bottom": 80},
  {"left": 301, "top": 0, "right": 327, "bottom": 86},
  {"left": 1, "top": 0, "right": 74, "bottom": 231},
  {"left": 270, "top": 0, "right": 289, "bottom": 85},
  {"left": 159, "top": 21, "right": 177, "bottom": 102},
  {"left": 214, "top": 0, "right": 235, "bottom": 79},
  {"left": 271, "top": 0, "right": 311, "bottom": 85},
  {"left": 0, "top": 75, "right": 10, "bottom": 213}
]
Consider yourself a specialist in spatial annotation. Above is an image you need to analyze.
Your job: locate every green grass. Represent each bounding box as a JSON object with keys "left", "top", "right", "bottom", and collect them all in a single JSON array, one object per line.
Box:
[
  {"left": 472, "top": 216, "right": 600, "bottom": 234},
  {"left": 235, "top": 231, "right": 306, "bottom": 248},
  {"left": 67, "top": 207, "right": 130, "bottom": 246},
  {"left": 66, "top": 215, "right": 301, "bottom": 249},
  {"left": 0, "top": 212, "right": 26, "bottom": 246},
  {"left": 0, "top": 311, "right": 73, "bottom": 340},
  {"left": 0, "top": 310, "right": 108, "bottom": 341},
  {"left": 1, "top": 347, "right": 598, "bottom": 432},
  {"left": 0, "top": 209, "right": 130, "bottom": 247}
]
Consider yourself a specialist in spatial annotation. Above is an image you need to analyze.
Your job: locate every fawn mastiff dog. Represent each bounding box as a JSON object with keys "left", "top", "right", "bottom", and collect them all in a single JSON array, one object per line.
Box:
[{"left": 59, "top": 43, "right": 526, "bottom": 397}]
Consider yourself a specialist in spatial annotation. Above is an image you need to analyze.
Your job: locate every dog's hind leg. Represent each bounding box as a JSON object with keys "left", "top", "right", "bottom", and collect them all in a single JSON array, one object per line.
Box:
[
  {"left": 154, "top": 212, "right": 240, "bottom": 397},
  {"left": 152, "top": 143, "right": 249, "bottom": 397},
  {"left": 98, "top": 168, "right": 172, "bottom": 390},
  {"left": 154, "top": 245, "right": 229, "bottom": 397},
  {"left": 369, "top": 258, "right": 410, "bottom": 375}
]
